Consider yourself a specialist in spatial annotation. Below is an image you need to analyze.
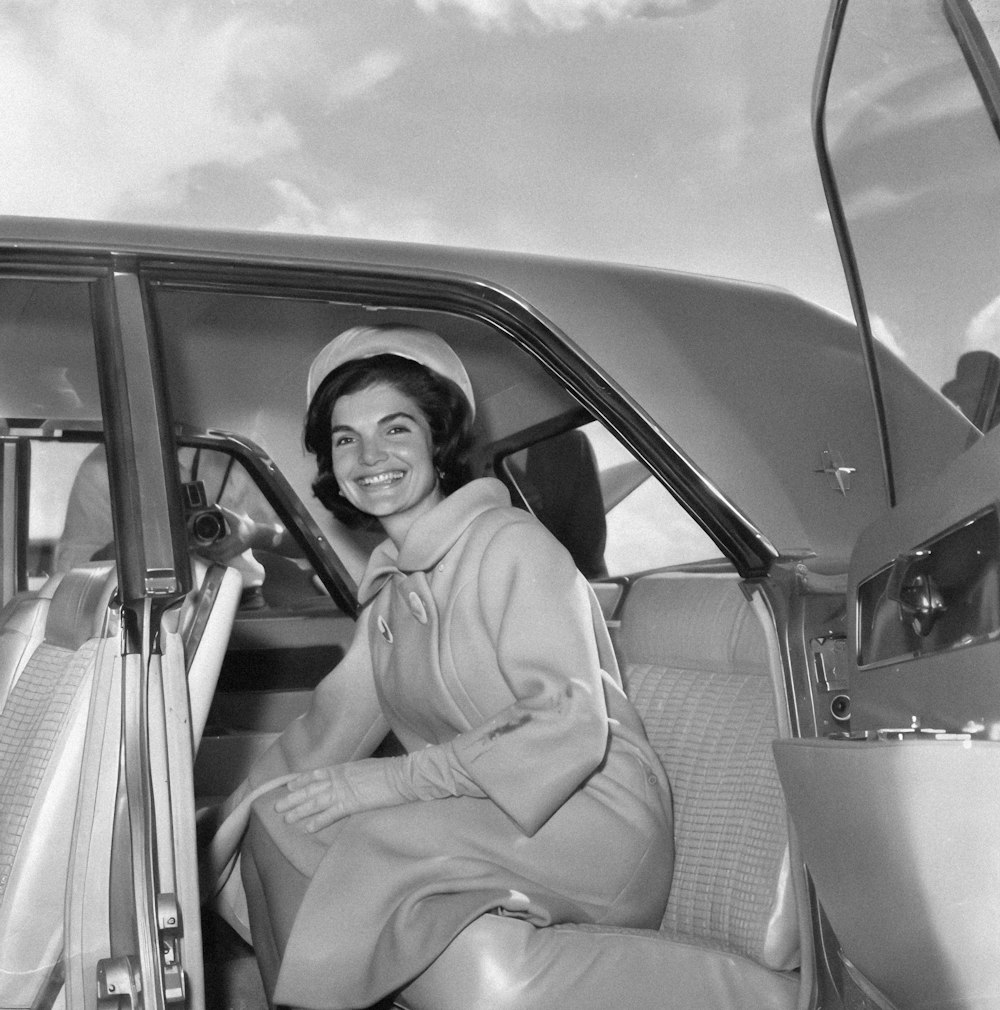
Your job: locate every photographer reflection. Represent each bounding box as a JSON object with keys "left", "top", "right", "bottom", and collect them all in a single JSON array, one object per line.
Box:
[{"left": 55, "top": 444, "right": 287, "bottom": 608}]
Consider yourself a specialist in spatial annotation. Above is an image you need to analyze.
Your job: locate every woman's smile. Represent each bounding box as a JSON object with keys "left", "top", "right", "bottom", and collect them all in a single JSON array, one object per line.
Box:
[
  {"left": 330, "top": 382, "right": 443, "bottom": 544},
  {"left": 356, "top": 469, "right": 404, "bottom": 487}
]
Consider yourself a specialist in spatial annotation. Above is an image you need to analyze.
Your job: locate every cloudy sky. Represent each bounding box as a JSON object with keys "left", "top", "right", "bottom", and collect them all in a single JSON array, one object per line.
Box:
[{"left": 1, "top": 0, "right": 852, "bottom": 316}]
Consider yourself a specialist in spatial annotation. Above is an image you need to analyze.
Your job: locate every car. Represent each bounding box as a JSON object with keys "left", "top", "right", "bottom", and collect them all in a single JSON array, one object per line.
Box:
[{"left": 0, "top": 0, "right": 997, "bottom": 1007}]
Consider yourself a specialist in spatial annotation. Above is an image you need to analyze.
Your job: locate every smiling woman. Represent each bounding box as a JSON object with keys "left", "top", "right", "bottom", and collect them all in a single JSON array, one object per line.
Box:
[
  {"left": 212, "top": 323, "right": 675, "bottom": 1009},
  {"left": 328, "top": 382, "right": 443, "bottom": 538},
  {"left": 303, "top": 326, "right": 477, "bottom": 537}
]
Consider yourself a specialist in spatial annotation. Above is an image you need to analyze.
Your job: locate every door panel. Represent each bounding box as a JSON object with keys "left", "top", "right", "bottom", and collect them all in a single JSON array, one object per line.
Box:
[
  {"left": 775, "top": 426, "right": 1000, "bottom": 1010},
  {"left": 195, "top": 607, "right": 355, "bottom": 797},
  {"left": 848, "top": 429, "right": 1000, "bottom": 735},
  {"left": 774, "top": 737, "right": 1000, "bottom": 1010}
]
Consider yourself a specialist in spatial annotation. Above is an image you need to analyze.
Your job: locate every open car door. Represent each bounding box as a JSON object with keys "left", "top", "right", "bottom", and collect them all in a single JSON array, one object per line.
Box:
[
  {"left": 0, "top": 265, "right": 209, "bottom": 1010},
  {"left": 774, "top": 2, "right": 1000, "bottom": 1008}
]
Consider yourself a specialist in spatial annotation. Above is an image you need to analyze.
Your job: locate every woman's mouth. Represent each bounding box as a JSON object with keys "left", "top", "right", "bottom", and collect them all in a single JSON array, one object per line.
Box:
[{"left": 356, "top": 470, "right": 405, "bottom": 488}]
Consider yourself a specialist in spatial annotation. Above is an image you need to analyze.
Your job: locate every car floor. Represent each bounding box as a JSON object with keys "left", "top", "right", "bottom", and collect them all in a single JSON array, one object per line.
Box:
[
  {"left": 202, "top": 911, "right": 268, "bottom": 1010},
  {"left": 201, "top": 911, "right": 401, "bottom": 1010}
]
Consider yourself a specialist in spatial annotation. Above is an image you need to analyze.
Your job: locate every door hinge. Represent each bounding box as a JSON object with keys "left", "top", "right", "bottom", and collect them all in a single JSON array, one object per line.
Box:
[
  {"left": 157, "top": 893, "right": 187, "bottom": 1005},
  {"left": 96, "top": 956, "right": 141, "bottom": 1009},
  {"left": 96, "top": 894, "right": 186, "bottom": 1009}
]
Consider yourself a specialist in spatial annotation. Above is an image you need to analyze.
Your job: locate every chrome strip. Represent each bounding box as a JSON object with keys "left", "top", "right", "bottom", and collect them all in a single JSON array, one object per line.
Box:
[
  {"left": 149, "top": 262, "right": 779, "bottom": 577},
  {"left": 812, "top": 0, "right": 896, "bottom": 508},
  {"left": 113, "top": 271, "right": 181, "bottom": 597},
  {"left": 120, "top": 600, "right": 167, "bottom": 1010}
]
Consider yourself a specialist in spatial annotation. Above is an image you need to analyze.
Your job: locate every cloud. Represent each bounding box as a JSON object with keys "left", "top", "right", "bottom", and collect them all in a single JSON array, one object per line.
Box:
[
  {"left": 263, "top": 178, "right": 461, "bottom": 246},
  {"left": 869, "top": 313, "right": 907, "bottom": 360},
  {"left": 0, "top": 0, "right": 300, "bottom": 219},
  {"left": 329, "top": 50, "right": 405, "bottom": 105},
  {"left": 827, "top": 61, "right": 983, "bottom": 149},
  {"left": 838, "top": 185, "right": 921, "bottom": 220},
  {"left": 411, "top": 0, "right": 719, "bottom": 31},
  {"left": 965, "top": 292, "right": 1000, "bottom": 356}
]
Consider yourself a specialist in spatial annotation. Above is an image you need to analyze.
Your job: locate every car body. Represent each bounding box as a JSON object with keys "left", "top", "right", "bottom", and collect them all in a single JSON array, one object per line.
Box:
[{"left": 1, "top": 0, "right": 998, "bottom": 1008}]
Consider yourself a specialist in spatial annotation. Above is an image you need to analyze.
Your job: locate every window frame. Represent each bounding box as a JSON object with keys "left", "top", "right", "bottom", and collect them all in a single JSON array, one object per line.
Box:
[{"left": 137, "top": 257, "right": 776, "bottom": 580}]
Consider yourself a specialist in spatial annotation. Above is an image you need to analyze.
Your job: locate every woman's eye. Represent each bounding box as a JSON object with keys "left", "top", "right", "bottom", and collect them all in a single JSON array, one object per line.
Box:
[
  {"left": 333, "top": 434, "right": 355, "bottom": 448},
  {"left": 386, "top": 425, "right": 410, "bottom": 436}
]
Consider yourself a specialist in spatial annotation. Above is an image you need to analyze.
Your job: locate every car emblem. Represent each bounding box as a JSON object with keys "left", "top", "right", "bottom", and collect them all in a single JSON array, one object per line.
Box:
[{"left": 815, "top": 447, "right": 856, "bottom": 496}]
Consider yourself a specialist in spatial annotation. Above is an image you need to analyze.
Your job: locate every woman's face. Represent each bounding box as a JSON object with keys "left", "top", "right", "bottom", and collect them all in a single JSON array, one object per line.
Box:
[{"left": 329, "top": 381, "right": 443, "bottom": 540}]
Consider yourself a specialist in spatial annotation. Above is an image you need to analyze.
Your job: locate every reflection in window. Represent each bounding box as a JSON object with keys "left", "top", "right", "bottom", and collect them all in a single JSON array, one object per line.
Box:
[
  {"left": 941, "top": 350, "right": 1000, "bottom": 431},
  {"left": 826, "top": 0, "right": 1000, "bottom": 459}
]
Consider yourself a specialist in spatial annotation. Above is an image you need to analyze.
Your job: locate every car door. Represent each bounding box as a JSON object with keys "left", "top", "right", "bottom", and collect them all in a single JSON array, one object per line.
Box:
[
  {"left": 774, "top": 2, "right": 1000, "bottom": 1008},
  {"left": 0, "top": 262, "right": 206, "bottom": 1010}
]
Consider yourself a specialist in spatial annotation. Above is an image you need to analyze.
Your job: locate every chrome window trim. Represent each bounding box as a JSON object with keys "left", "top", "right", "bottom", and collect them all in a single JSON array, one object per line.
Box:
[
  {"left": 174, "top": 425, "right": 360, "bottom": 616},
  {"left": 143, "top": 258, "right": 779, "bottom": 578},
  {"left": 812, "top": 0, "right": 896, "bottom": 508}
]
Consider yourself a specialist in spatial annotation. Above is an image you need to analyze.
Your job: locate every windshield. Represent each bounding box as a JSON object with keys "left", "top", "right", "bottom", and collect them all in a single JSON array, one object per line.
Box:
[{"left": 824, "top": 0, "right": 1000, "bottom": 439}]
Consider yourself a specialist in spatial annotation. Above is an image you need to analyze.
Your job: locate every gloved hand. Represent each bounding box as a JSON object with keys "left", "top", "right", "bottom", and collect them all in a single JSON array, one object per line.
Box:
[{"left": 275, "top": 743, "right": 484, "bottom": 834}]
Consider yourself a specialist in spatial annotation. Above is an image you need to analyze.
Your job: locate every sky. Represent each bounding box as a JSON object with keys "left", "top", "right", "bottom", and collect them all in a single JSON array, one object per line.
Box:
[{"left": 0, "top": 0, "right": 853, "bottom": 317}]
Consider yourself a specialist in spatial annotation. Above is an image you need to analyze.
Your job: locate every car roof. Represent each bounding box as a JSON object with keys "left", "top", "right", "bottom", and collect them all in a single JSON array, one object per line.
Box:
[{"left": 0, "top": 215, "right": 970, "bottom": 569}]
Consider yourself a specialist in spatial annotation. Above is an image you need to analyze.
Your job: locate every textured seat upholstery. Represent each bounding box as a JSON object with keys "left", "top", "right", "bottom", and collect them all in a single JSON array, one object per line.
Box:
[
  {"left": 399, "top": 572, "right": 802, "bottom": 1010},
  {"left": 0, "top": 562, "right": 119, "bottom": 1008}
]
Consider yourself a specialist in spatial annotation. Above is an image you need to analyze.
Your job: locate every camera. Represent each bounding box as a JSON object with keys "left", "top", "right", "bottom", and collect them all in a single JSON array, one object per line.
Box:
[{"left": 182, "top": 480, "right": 228, "bottom": 547}]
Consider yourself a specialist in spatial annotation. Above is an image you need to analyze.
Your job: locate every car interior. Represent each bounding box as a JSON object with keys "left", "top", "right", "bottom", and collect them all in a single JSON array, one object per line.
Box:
[{"left": 0, "top": 269, "right": 826, "bottom": 1010}]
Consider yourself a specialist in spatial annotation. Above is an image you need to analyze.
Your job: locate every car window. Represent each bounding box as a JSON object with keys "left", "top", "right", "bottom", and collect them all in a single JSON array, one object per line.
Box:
[
  {"left": 823, "top": 0, "right": 1000, "bottom": 489},
  {"left": 0, "top": 277, "right": 108, "bottom": 601},
  {"left": 503, "top": 421, "right": 725, "bottom": 578},
  {"left": 176, "top": 445, "right": 339, "bottom": 617},
  {"left": 30, "top": 439, "right": 107, "bottom": 588}
]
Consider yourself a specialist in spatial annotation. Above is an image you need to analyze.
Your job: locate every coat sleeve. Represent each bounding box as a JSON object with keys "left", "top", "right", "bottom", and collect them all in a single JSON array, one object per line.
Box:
[
  {"left": 448, "top": 518, "right": 611, "bottom": 836},
  {"left": 247, "top": 606, "right": 391, "bottom": 790}
]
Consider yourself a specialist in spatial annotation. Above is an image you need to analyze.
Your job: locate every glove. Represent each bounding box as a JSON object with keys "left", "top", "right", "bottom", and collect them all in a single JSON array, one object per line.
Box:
[{"left": 275, "top": 741, "right": 484, "bottom": 834}]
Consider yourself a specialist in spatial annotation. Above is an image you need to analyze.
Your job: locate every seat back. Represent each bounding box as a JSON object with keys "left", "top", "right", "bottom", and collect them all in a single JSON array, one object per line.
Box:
[
  {"left": 615, "top": 571, "right": 798, "bottom": 971},
  {"left": 0, "top": 574, "right": 65, "bottom": 711},
  {"left": 0, "top": 562, "right": 119, "bottom": 1007}
]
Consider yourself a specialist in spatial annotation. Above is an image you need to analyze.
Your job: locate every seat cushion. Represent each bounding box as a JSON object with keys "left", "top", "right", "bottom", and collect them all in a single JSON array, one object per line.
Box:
[{"left": 398, "top": 914, "right": 799, "bottom": 1010}]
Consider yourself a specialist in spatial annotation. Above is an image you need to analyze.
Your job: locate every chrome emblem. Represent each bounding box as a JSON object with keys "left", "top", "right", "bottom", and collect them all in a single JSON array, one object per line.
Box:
[{"left": 815, "top": 447, "right": 856, "bottom": 496}]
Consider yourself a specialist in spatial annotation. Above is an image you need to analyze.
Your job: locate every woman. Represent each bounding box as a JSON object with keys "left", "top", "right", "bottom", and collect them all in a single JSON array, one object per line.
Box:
[{"left": 231, "top": 324, "right": 674, "bottom": 1009}]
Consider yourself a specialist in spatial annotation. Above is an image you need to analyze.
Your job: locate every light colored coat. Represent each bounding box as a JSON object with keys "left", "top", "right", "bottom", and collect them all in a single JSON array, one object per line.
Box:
[{"left": 244, "top": 478, "right": 673, "bottom": 1008}]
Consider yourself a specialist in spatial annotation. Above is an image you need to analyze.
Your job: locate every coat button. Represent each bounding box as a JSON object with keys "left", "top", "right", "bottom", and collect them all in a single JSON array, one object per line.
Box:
[
  {"left": 377, "top": 615, "right": 393, "bottom": 643},
  {"left": 408, "top": 591, "right": 428, "bottom": 624}
]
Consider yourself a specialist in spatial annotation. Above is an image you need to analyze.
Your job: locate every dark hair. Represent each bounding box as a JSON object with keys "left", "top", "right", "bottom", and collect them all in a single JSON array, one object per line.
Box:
[{"left": 304, "top": 353, "right": 476, "bottom": 527}]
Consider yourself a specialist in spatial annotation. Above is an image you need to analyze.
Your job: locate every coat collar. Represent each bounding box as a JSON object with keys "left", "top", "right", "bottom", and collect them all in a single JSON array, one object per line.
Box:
[{"left": 357, "top": 478, "right": 511, "bottom": 604}]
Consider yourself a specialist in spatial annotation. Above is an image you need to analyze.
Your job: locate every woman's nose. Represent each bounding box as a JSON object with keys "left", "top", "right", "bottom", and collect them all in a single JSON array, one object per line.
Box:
[{"left": 358, "top": 437, "right": 387, "bottom": 465}]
